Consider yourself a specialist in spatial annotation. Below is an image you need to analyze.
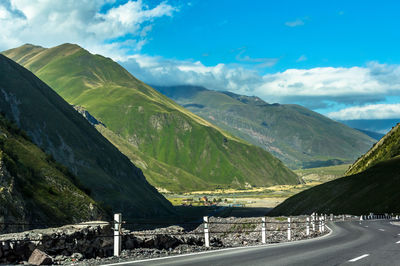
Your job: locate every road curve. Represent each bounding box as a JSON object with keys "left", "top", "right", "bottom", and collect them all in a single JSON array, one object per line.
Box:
[{"left": 105, "top": 220, "right": 400, "bottom": 266}]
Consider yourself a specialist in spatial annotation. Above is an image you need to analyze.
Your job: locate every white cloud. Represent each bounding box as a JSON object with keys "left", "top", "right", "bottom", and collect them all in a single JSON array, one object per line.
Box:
[
  {"left": 0, "top": 0, "right": 177, "bottom": 54},
  {"left": 122, "top": 55, "right": 400, "bottom": 109},
  {"left": 285, "top": 19, "right": 305, "bottom": 27},
  {"left": 327, "top": 103, "right": 400, "bottom": 120}
]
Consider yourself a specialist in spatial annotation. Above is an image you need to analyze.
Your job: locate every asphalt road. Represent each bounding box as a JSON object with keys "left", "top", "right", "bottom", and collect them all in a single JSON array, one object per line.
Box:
[{"left": 107, "top": 220, "right": 400, "bottom": 266}]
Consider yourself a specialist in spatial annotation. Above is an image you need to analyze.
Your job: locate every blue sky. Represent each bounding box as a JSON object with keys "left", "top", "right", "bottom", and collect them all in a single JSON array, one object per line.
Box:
[
  {"left": 140, "top": 0, "right": 400, "bottom": 72},
  {"left": 1, "top": 0, "right": 400, "bottom": 122}
]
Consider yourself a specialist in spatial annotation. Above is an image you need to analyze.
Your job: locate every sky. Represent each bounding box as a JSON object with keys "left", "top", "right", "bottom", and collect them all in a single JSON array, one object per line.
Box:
[{"left": 1, "top": 0, "right": 400, "bottom": 122}]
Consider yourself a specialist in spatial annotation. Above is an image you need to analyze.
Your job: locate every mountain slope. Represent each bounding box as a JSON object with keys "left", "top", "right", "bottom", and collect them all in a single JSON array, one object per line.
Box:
[
  {"left": 0, "top": 53, "right": 174, "bottom": 218},
  {"left": 154, "top": 85, "right": 375, "bottom": 169},
  {"left": 269, "top": 156, "right": 400, "bottom": 215},
  {"left": 346, "top": 123, "right": 400, "bottom": 176},
  {"left": 3, "top": 44, "right": 299, "bottom": 192},
  {"left": 270, "top": 124, "right": 400, "bottom": 215},
  {"left": 0, "top": 114, "right": 105, "bottom": 233}
]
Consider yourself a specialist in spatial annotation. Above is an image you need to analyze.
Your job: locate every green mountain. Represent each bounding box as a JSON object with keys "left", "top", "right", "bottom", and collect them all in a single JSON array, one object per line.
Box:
[
  {"left": 154, "top": 85, "right": 375, "bottom": 169},
  {"left": 0, "top": 114, "right": 105, "bottom": 233},
  {"left": 0, "top": 53, "right": 174, "bottom": 219},
  {"left": 3, "top": 44, "right": 299, "bottom": 193},
  {"left": 346, "top": 123, "right": 400, "bottom": 176},
  {"left": 269, "top": 157, "right": 400, "bottom": 215},
  {"left": 270, "top": 124, "right": 400, "bottom": 215}
]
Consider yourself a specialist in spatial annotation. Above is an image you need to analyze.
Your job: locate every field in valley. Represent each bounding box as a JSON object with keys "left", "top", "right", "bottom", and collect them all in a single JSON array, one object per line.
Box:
[{"left": 164, "top": 164, "right": 351, "bottom": 210}]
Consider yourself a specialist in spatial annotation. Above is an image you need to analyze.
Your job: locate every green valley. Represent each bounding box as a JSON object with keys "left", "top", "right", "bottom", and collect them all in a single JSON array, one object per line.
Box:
[
  {"left": 0, "top": 53, "right": 174, "bottom": 220},
  {"left": 270, "top": 123, "right": 400, "bottom": 215},
  {"left": 3, "top": 44, "right": 300, "bottom": 193},
  {"left": 154, "top": 85, "right": 375, "bottom": 169}
]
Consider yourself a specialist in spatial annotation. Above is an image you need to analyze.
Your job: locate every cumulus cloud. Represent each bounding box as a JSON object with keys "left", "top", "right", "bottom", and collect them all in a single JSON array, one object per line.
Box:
[
  {"left": 0, "top": 0, "right": 177, "bottom": 55},
  {"left": 327, "top": 103, "right": 400, "bottom": 120},
  {"left": 122, "top": 55, "right": 400, "bottom": 111}
]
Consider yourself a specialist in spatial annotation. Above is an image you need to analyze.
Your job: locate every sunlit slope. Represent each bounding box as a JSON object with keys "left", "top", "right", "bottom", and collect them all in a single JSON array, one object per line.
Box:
[
  {"left": 346, "top": 123, "right": 400, "bottom": 175},
  {"left": 154, "top": 85, "right": 375, "bottom": 169},
  {"left": 270, "top": 156, "right": 400, "bottom": 215},
  {"left": 0, "top": 54, "right": 174, "bottom": 218},
  {"left": 3, "top": 44, "right": 299, "bottom": 192},
  {"left": 270, "top": 124, "right": 400, "bottom": 215}
]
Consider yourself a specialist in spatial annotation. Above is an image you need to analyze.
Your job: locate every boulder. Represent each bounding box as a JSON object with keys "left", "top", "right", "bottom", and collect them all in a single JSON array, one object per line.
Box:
[{"left": 28, "top": 249, "right": 53, "bottom": 265}]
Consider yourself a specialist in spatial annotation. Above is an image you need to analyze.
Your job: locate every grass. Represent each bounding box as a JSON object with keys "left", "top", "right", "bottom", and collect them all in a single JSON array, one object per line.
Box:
[
  {"left": 3, "top": 44, "right": 299, "bottom": 193},
  {"left": 294, "top": 164, "right": 351, "bottom": 183},
  {"left": 0, "top": 114, "right": 106, "bottom": 227},
  {"left": 0, "top": 52, "right": 175, "bottom": 220},
  {"left": 155, "top": 85, "right": 375, "bottom": 169}
]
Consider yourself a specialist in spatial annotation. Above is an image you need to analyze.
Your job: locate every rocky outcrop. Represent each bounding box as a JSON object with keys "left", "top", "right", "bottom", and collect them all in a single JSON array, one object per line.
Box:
[{"left": 73, "top": 106, "right": 106, "bottom": 127}]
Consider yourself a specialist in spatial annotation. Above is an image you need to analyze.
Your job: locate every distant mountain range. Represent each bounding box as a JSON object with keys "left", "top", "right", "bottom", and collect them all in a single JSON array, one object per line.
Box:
[
  {"left": 0, "top": 53, "right": 174, "bottom": 221},
  {"left": 153, "top": 85, "right": 375, "bottom": 169},
  {"left": 270, "top": 122, "right": 400, "bottom": 215},
  {"left": 3, "top": 44, "right": 299, "bottom": 193},
  {"left": 340, "top": 119, "right": 399, "bottom": 135}
]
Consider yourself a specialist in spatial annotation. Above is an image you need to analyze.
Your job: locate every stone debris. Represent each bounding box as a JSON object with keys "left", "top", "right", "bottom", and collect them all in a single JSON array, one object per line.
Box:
[
  {"left": 28, "top": 249, "right": 53, "bottom": 265},
  {"left": 0, "top": 216, "right": 329, "bottom": 265}
]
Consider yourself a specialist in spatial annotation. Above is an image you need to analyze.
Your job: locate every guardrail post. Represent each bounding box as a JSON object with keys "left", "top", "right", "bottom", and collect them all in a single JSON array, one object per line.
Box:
[
  {"left": 113, "top": 213, "right": 122, "bottom": 257},
  {"left": 318, "top": 214, "right": 322, "bottom": 233},
  {"left": 262, "top": 217, "right": 266, "bottom": 244},
  {"left": 311, "top": 214, "right": 315, "bottom": 232},
  {"left": 287, "top": 217, "right": 292, "bottom": 241},
  {"left": 204, "top": 216, "right": 210, "bottom": 247},
  {"left": 306, "top": 217, "right": 310, "bottom": 236}
]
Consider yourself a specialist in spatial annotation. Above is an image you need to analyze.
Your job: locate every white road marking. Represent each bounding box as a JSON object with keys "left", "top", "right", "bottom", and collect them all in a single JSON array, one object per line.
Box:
[
  {"left": 398, "top": 233, "right": 400, "bottom": 235},
  {"left": 349, "top": 254, "right": 370, "bottom": 262},
  {"left": 396, "top": 240, "right": 400, "bottom": 244},
  {"left": 365, "top": 226, "right": 368, "bottom": 228},
  {"left": 379, "top": 229, "right": 385, "bottom": 231}
]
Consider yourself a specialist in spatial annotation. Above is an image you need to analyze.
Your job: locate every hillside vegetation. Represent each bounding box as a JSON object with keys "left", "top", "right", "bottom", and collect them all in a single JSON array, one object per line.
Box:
[
  {"left": 270, "top": 124, "right": 400, "bottom": 215},
  {"left": 0, "top": 115, "right": 104, "bottom": 233},
  {"left": 154, "top": 85, "right": 375, "bottom": 169},
  {"left": 346, "top": 123, "right": 400, "bottom": 175},
  {"left": 0, "top": 53, "right": 174, "bottom": 219},
  {"left": 3, "top": 44, "right": 299, "bottom": 193},
  {"left": 269, "top": 157, "right": 400, "bottom": 215}
]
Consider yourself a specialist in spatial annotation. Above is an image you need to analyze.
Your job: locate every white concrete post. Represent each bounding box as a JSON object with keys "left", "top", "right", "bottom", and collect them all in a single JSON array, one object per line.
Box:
[
  {"left": 312, "top": 214, "right": 316, "bottom": 232},
  {"left": 287, "top": 217, "right": 292, "bottom": 241},
  {"left": 306, "top": 217, "right": 310, "bottom": 236},
  {"left": 262, "top": 217, "right": 266, "bottom": 244},
  {"left": 113, "top": 213, "right": 122, "bottom": 257},
  {"left": 322, "top": 216, "right": 325, "bottom": 233},
  {"left": 342, "top": 215, "right": 345, "bottom": 221},
  {"left": 204, "top": 216, "right": 210, "bottom": 247},
  {"left": 330, "top": 214, "right": 333, "bottom": 221},
  {"left": 319, "top": 216, "right": 322, "bottom": 232}
]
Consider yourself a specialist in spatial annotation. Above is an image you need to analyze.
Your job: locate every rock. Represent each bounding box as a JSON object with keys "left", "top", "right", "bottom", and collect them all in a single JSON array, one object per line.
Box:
[
  {"left": 71, "top": 252, "right": 84, "bottom": 261},
  {"left": 28, "top": 249, "right": 53, "bottom": 265}
]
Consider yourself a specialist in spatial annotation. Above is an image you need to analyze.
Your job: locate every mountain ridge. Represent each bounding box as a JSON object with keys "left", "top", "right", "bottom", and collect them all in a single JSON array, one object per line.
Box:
[
  {"left": 3, "top": 43, "right": 300, "bottom": 193},
  {"left": 0, "top": 53, "right": 174, "bottom": 219},
  {"left": 153, "top": 85, "right": 375, "bottom": 169}
]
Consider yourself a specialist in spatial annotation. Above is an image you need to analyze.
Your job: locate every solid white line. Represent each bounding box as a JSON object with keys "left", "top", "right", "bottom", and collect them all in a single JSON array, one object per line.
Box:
[
  {"left": 102, "top": 225, "right": 334, "bottom": 266},
  {"left": 365, "top": 226, "right": 368, "bottom": 228},
  {"left": 398, "top": 233, "right": 400, "bottom": 235},
  {"left": 379, "top": 229, "right": 385, "bottom": 231},
  {"left": 349, "top": 254, "right": 369, "bottom": 262},
  {"left": 396, "top": 240, "right": 400, "bottom": 244}
]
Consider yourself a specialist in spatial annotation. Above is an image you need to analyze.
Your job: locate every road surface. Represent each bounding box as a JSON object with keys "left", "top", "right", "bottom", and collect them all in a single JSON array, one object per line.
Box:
[{"left": 105, "top": 220, "right": 400, "bottom": 266}]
